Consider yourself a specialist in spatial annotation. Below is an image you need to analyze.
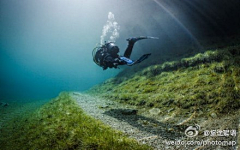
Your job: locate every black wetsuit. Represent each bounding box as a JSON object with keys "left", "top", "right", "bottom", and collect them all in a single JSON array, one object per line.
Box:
[
  {"left": 101, "top": 41, "right": 135, "bottom": 70},
  {"left": 94, "top": 36, "right": 155, "bottom": 70}
]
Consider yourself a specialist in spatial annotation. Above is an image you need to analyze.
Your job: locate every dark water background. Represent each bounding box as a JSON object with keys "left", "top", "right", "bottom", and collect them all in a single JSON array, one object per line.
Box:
[{"left": 1, "top": 0, "right": 240, "bottom": 101}]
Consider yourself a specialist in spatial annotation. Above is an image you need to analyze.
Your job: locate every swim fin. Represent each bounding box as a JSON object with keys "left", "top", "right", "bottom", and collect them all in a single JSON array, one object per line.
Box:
[
  {"left": 126, "top": 36, "right": 159, "bottom": 44},
  {"left": 136, "top": 53, "right": 151, "bottom": 63},
  {"left": 145, "top": 36, "right": 159, "bottom": 40},
  {"left": 128, "top": 53, "right": 151, "bottom": 66}
]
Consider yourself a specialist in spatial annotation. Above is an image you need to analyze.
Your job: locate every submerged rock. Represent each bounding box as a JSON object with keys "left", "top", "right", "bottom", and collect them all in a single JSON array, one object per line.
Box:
[
  {"left": 167, "top": 108, "right": 174, "bottom": 113},
  {"left": 210, "top": 112, "right": 217, "bottom": 118},
  {"left": 149, "top": 108, "right": 161, "bottom": 115},
  {"left": 99, "top": 105, "right": 109, "bottom": 109}
]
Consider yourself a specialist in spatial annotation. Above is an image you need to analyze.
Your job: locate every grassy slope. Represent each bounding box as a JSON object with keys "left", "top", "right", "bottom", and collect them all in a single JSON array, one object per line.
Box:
[
  {"left": 87, "top": 45, "right": 240, "bottom": 119},
  {"left": 0, "top": 92, "right": 151, "bottom": 150}
]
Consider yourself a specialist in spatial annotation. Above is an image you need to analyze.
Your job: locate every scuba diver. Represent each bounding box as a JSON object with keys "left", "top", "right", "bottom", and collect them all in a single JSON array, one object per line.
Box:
[{"left": 92, "top": 36, "right": 158, "bottom": 70}]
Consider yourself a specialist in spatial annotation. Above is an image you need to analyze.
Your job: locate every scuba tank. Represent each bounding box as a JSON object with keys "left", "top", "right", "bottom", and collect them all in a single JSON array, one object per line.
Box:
[{"left": 92, "top": 46, "right": 102, "bottom": 66}]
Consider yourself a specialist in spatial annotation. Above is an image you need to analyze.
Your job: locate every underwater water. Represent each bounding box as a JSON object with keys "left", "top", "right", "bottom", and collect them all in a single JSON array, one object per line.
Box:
[
  {"left": 0, "top": 0, "right": 240, "bottom": 149},
  {"left": 1, "top": 0, "right": 239, "bottom": 101}
]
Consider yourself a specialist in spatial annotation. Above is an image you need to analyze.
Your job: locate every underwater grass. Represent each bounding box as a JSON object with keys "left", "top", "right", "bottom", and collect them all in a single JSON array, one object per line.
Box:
[
  {"left": 87, "top": 45, "right": 240, "bottom": 119},
  {"left": 0, "top": 92, "right": 151, "bottom": 150}
]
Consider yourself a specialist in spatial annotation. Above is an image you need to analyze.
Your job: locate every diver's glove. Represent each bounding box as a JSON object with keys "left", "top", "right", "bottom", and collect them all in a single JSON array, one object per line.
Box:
[
  {"left": 103, "top": 57, "right": 119, "bottom": 70},
  {"left": 113, "top": 59, "right": 119, "bottom": 66},
  {"left": 103, "top": 66, "right": 108, "bottom": 70}
]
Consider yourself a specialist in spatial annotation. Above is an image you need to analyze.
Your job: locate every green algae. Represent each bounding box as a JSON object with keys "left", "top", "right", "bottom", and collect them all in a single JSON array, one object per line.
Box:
[
  {"left": 0, "top": 92, "right": 151, "bottom": 150},
  {"left": 87, "top": 45, "right": 240, "bottom": 119}
]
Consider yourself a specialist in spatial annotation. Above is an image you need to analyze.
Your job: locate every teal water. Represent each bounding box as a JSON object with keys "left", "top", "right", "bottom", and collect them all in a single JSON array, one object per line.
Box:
[{"left": 1, "top": 0, "right": 239, "bottom": 101}]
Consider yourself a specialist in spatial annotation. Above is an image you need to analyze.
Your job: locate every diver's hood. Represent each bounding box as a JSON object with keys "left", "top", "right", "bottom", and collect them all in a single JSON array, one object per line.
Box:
[
  {"left": 105, "top": 42, "right": 119, "bottom": 55},
  {"left": 92, "top": 42, "right": 119, "bottom": 67}
]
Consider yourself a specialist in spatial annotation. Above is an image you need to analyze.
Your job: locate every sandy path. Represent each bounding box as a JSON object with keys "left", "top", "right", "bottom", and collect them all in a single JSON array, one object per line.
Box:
[
  {"left": 70, "top": 92, "right": 186, "bottom": 150},
  {"left": 71, "top": 92, "right": 239, "bottom": 150}
]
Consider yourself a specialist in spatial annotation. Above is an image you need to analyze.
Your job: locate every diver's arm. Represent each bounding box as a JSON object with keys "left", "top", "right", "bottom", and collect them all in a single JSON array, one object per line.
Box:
[{"left": 102, "top": 55, "right": 119, "bottom": 70}]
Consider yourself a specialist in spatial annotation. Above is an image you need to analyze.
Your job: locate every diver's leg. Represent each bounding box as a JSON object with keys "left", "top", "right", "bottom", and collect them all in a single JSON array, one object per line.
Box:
[
  {"left": 124, "top": 36, "right": 153, "bottom": 58},
  {"left": 123, "top": 42, "right": 134, "bottom": 58}
]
